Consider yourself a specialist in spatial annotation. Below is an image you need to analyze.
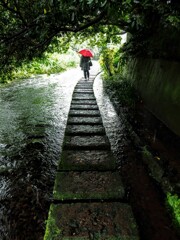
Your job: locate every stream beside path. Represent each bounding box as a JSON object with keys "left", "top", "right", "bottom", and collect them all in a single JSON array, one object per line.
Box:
[
  {"left": 0, "top": 62, "right": 179, "bottom": 240},
  {"left": 0, "top": 68, "right": 82, "bottom": 239}
]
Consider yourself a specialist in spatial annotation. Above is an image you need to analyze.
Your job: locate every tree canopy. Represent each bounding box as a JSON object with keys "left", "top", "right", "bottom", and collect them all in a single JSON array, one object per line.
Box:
[{"left": 0, "top": 0, "right": 179, "bottom": 76}]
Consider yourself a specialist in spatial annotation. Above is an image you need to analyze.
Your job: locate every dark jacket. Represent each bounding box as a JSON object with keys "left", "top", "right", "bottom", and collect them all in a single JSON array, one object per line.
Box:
[{"left": 80, "top": 56, "right": 90, "bottom": 70}]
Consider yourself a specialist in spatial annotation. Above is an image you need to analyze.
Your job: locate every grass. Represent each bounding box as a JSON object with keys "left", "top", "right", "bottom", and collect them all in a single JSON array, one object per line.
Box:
[
  {"left": 44, "top": 204, "right": 61, "bottom": 240},
  {"left": 166, "top": 193, "right": 180, "bottom": 231}
]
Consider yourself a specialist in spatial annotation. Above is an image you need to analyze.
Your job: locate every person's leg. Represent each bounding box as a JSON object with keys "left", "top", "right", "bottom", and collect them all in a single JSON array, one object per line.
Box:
[
  {"left": 83, "top": 70, "right": 86, "bottom": 79},
  {"left": 85, "top": 70, "right": 89, "bottom": 79},
  {"left": 86, "top": 70, "right": 88, "bottom": 79},
  {"left": 87, "top": 70, "right": 89, "bottom": 79}
]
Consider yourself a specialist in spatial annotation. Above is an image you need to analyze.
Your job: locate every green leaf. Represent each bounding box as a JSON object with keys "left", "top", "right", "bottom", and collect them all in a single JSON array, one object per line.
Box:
[{"left": 87, "top": 0, "right": 94, "bottom": 5}]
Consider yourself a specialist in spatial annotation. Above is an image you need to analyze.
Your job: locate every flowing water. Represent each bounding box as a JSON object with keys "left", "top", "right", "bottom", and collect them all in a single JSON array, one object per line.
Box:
[
  {"left": 0, "top": 63, "right": 118, "bottom": 240},
  {"left": 0, "top": 69, "right": 83, "bottom": 239},
  {"left": 0, "top": 64, "right": 179, "bottom": 240}
]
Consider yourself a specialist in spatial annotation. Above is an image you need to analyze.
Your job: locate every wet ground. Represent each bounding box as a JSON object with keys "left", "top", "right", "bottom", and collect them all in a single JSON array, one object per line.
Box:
[
  {"left": 0, "top": 69, "right": 82, "bottom": 239},
  {"left": 124, "top": 106, "right": 180, "bottom": 240},
  {"left": 0, "top": 63, "right": 180, "bottom": 239},
  {"left": 44, "top": 77, "right": 138, "bottom": 240},
  {"left": 95, "top": 75, "right": 180, "bottom": 240}
]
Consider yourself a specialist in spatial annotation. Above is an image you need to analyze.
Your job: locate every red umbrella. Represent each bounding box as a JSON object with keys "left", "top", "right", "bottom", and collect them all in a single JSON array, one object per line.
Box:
[{"left": 78, "top": 49, "right": 94, "bottom": 57}]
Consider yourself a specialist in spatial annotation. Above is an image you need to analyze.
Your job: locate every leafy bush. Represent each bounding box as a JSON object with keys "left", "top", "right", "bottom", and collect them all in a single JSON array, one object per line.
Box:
[
  {"left": 13, "top": 52, "right": 78, "bottom": 78},
  {"left": 99, "top": 45, "right": 128, "bottom": 79},
  {"left": 0, "top": 51, "right": 79, "bottom": 83},
  {"left": 99, "top": 48, "right": 117, "bottom": 77},
  {"left": 103, "top": 73, "right": 138, "bottom": 108}
]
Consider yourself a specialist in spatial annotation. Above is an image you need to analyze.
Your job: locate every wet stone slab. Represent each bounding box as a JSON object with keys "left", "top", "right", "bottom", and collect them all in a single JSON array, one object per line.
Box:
[
  {"left": 75, "top": 83, "right": 93, "bottom": 85},
  {"left": 74, "top": 90, "right": 94, "bottom": 93},
  {"left": 69, "top": 110, "right": 100, "bottom": 117},
  {"left": 74, "top": 87, "right": 93, "bottom": 90},
  {"left": 71, "top": 100, "right": 97, "bottom": 105},
  {"left": 44, "top": 202, "right": 139, "bottom": 240},
  {"left": 67, "top": 116, "right": 102, "bottom": 125},
  {"left": 53, "top": 171, "right": 125, "bottom": 200},
  {"left": 65, "top": 125, "right": 105, "bottom": 135},
  {"left": 58, "top": 150, "right": 116, "bottom": 171},
  {"left": 70, "top": 105, "right": 98, "bottom": 110},
  {"left": 72, "top": 96, "right": 96, "bottom": 100},
  {"left": 75, "top": 85, "right": 93, "bottom": 89},
  {"left": 76, "top": 82, "right": 93, "bottom": 86},
  {"left": 64, "top": 136, "right": 110, "bottom": 150},
  {"left": 73, "top": 93, "right": 95, "bottom": 98},
  {"left": 74, "top": 88, "right": 93, "bottom": 91}
]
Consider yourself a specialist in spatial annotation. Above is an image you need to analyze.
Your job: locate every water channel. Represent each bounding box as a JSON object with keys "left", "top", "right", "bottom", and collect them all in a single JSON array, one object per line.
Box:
[
  {"left": 0, "top": 68, "right": 83, "bottom": 239},
  {"left": 0, "top": 63, "right": 123, "bottom": 239},
  {"left": 0, "top": 62, "right": 179, "bottom": 240}
]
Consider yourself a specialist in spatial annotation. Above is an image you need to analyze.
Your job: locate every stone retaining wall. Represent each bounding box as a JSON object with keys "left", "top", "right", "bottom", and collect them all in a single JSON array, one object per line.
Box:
[{"left": 125, "top": 58, "right": 180, "bottom": 136}]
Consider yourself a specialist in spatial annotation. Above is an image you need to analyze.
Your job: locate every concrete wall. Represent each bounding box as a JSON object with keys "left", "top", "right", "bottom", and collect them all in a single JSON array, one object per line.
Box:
[{"left": 125, "top": 58, "right": 180, "bottom": 136}]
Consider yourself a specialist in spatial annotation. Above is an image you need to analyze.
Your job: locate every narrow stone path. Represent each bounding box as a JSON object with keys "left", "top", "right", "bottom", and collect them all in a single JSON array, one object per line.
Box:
[{"left": 44, "top": 75, "right": 139, "bottom": 239}]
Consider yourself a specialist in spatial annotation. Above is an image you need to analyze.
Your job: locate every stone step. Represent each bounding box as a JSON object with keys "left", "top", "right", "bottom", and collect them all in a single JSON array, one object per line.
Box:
[
  {"left": 65, "top": 125, "right": 105, "bottom": 136},
  {"left": 69, "top": 110, "right": 100, "bottom": 117},
  {"left": 73, "top": 93, "right": 95, "bottom": 99},
  {"left": 71, "top": 100, "right": 97, "bottom": 105},
  {"left": 74, "top": 85, "right": 93, "bottom": 88},
  {"left": 72, "top": 96, "right": 96, "bottom": 100},
  {"left": 67, "top": 116, "right": 102, "bottom": 125},
  {"left": 76, "top": 84, "right": 93, "bottom": 88},
  {"left": 58, "top": 150, "right": 116, "bottom": 171},
  {"left": 74, "top": 86, "right": 93, "bottom": 89},
  {"left": 74, "top": 90, "right": 94, "bottom": 93},
  {"left": 70, "top": 105, "right": 99, "bottom": 110},
  {"left": 53, "top": 171, "right": 125, "bottom": 200},
  {"left": 74, "top": 86, "right": 93, "bottom": 90},
  {"left": 44, "top": 202, "right": 139, "bottom": 240},
  {"left": 64, "top": 135, "right": 111, "bottom": 150},
  {"left": 78, "top": 80, "right": 94, "bottom": 82},
  {"left": 75, "top": 88, "right": 93, "bottom": 91}
]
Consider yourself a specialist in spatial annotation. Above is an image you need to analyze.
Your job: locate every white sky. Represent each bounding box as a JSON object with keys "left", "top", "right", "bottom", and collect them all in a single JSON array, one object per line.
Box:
[{"left": 121, "top": 33, "right": 127, "bottom": 44}]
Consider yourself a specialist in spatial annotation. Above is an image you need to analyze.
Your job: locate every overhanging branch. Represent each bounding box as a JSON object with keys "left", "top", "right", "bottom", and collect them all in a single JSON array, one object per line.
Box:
[{"left": 55, "top": 11, "right": 106, "bottom": 34}]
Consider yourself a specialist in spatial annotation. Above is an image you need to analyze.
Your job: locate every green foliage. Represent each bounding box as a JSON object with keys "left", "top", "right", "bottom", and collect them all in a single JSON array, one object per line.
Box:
[
  {"left": 99, "top": 44, "right": 127, "bottom": 78},
  {"left": 0, "top": 0, "right": 179, "bottom": 78},
  {"left": 99, "top": 41, "right": 138, "bottom": 108},
  {"left": 99, "top": 48, "right": 116, "bottom": 77},
  {"left": 0, "top": 51, "right": 78, "bottom": 83},
  {"left": 103, "top": 73, "right": 138, "bottom": 108},
  {"left": 166, "top": 15, "right": 180, "bottom": 28},
  {"left": 166, "top": 193, "right": 180, "bottom": 230}
]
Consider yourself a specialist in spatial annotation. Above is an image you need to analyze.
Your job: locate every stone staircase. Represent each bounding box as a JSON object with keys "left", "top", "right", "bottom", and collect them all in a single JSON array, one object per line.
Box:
[{"left": 44, "top": 75, "right": 139, "bottom": 240}]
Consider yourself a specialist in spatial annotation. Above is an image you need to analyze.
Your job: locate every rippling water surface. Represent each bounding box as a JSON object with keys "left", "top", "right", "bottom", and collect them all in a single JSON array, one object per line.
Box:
[
  {"left": 0, "top": 69, "right": 82, "bottom": 239},
  {"left": 0, "top": 63, "right": 126, "bottom": 239}
]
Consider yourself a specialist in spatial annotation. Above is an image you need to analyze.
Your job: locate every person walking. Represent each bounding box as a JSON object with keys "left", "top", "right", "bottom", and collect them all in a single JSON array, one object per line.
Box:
[{"left": 80, "top": 55, "right": 91, "bottom": 80}]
